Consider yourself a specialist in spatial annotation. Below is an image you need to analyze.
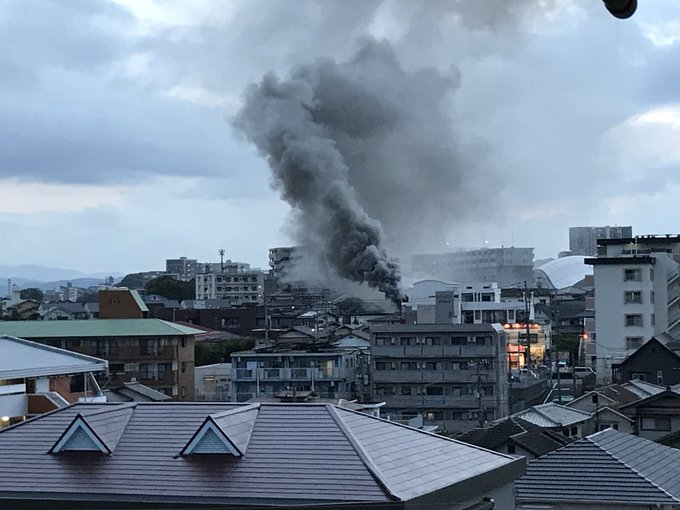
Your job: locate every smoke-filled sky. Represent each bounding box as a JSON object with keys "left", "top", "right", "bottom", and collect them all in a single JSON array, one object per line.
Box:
[{"left": 2, "top": 0, "right": 680, "bottom": 275}]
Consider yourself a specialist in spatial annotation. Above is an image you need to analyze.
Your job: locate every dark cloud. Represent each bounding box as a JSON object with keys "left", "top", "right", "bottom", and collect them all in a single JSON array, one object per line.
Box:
[{"left": 4, "top": 0, "right": 680, "bottom": 271}]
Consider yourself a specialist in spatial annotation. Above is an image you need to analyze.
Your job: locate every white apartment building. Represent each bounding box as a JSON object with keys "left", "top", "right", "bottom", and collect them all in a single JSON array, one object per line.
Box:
[
  {"left": 195, "top": 269, "right": 264, "bottom": 305},
  {"left": 586, "top": 235, "right": 680, "bottom": 383},
  {"left": 406, "top": 280, "right": 531, "bottom": 326}
]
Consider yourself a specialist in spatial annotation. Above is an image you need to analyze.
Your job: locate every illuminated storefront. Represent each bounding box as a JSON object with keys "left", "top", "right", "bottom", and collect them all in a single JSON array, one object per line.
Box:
[{"left": 503, "top": 322, "right": 550, "bottom": 369}]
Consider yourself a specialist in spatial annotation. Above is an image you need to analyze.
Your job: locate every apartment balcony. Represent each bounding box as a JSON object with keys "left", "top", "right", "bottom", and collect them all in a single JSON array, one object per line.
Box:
[
  {"left": 372, "top": 344, "right": 497, "bottom": 358},
  {"left": 372, "top": 369, "right": 498, "bottom": 384},
  {"left": 233, "top": 367, "right": 344, "bottom": 382},
  {"left": 383, "top": 395, "right": 492, "bottom": 409}
]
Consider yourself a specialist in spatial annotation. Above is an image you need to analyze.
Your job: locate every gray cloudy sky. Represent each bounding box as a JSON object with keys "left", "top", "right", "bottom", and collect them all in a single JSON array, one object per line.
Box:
[{"left": 2, "top": 0, "right": 680, "bottom": 275}]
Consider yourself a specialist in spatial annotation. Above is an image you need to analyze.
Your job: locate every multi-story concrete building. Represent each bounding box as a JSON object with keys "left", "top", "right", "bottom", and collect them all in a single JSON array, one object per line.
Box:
[
  {"left": 230, "top": 347, "right": 368, "bottom": 402},
  {"left": 165, "top": 257, "right": 199, "bottom": 281},
  {"left": 268, "top": 246, "right": 303, "bottom": 280},
  {"left": 0, "top": 319, "right": 201, "bottom": 401},
  {"left": 569, "top": 225, "right": 632, "bottom": 257},
  {"left": 405, "top": 280, "right": 532, "bottom": 327},
  {"left": 586, "top": 235, "right": 680, "bottom": 383},
  {"left": 369, "top": 323, "right": 509, "bottom": 433},
  {"left": 195, "top": 267, "right": 265, "bottom": 305},
  {"left": 411, "top": 247, "right": 534, "bottom": 287}
]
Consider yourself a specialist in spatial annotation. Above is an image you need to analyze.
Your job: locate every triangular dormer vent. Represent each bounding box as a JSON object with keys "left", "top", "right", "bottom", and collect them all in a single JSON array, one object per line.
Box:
[
  {"left": 50, "top": 416, "right": 110, "bottom": 454},
  {"left": 181, "top": 419, "right": 241, "bottom": 456}
]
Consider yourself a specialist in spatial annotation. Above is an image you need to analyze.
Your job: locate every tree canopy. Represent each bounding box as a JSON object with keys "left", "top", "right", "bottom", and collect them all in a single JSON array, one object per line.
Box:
[
  {"left": 144, "top": 276, "right": 195, "bottom": 302},
  {"left": 19, "top": 288, "right": 43, "bottom": 302}
]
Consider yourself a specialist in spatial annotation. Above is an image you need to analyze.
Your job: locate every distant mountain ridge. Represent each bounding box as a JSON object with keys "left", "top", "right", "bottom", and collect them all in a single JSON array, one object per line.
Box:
[{"left": 0, "top": 265, "right": 123, "bottom": 290}]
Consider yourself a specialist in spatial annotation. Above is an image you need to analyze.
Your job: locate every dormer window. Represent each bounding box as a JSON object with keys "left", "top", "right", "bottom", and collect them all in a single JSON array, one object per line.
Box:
[
  {"left": 51, "top": 416, "right": 110, "bottom": 454},
  {"left": 181, "top": 404, "right": 259, "bottom": 457},
  {"left": 50, "top": 404, "right": 135, "bottom": 455}
]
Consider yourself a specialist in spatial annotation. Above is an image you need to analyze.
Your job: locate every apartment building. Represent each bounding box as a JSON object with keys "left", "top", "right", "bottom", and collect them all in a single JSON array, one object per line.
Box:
[
  {"left": 405, "top": 280, "right": 532, "bottom": 327},
  {"left": 586, "top": 235, "right": 680, "bottom": 383},
  {"left": 369, "top": 323, "right": 509, "bottom": 433},
  {"left": 0, "top": 319, "right": 200, "bottom": 400},
  {"left": 411, "top": 247, "right": 534, "bottom": 287},
  {"left": 569, "top": 225, "right": 632, "bottom": 257},
  {"left": 195, "top": 267, "right": 265, "bottom": 305},
  {"left": 165, "top": 257, "right": 199, "bottom": 281},
  {"left": 230, "top": 346, "right": 368, "bottom": 402}
]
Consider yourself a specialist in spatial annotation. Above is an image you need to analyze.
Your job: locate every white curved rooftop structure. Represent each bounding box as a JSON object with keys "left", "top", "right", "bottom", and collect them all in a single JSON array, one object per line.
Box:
[{"left": 534, "top": 256, "right": 593, "bottom": 290}]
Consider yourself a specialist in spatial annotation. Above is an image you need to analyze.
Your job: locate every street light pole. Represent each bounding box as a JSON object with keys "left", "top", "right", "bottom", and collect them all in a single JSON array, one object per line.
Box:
[{"left": 524, "top": 281, "right": 532, "bottom": 369}]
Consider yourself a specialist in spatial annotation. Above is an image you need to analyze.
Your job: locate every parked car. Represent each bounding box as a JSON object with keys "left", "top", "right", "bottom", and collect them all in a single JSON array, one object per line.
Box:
[{"left": 574, "top": 366, "right": 595, "bottom": 378}]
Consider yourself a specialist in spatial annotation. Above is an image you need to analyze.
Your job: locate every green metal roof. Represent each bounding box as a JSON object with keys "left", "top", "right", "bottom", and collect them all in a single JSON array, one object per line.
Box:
[
  {"left": 0, "top": 319, "right": 203, "bottom": 338},
  {"left": 130, "top": 290, "right": 150, "bottom": 313}
]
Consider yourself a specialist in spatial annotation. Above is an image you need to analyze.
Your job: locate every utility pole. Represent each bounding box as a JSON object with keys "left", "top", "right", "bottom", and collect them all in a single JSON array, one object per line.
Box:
[
  {"left": 524, "top": 281, "right": 532, "bottom": 369},
  {"left": 263, "top": 296, "right": 270, "bottom": 346},
  {"left": 477, "top": 361, "right": 484, "bottom": 428}
]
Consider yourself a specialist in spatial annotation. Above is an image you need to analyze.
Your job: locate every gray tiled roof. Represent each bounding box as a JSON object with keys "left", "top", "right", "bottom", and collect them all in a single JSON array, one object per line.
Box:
[
  {"left": 512, "top": 403, "right": 591, "bottom": 427},
  {"left": 0, "top": 402, "right": 523, "bottom": 508},
  {"left": 516, "top": 428, "right": 680, "bottom": 505},
  {"left": 332, "top": 407, "right": 519, "bottom": 501},
  {"left": 79, "top": 404, "right": 135, "bottom": 452}
]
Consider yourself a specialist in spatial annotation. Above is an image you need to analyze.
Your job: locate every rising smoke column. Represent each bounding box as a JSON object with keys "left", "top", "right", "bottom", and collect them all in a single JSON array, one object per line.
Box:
[{"left": 234, "top": 47, "right": 402, "bottom": 303}]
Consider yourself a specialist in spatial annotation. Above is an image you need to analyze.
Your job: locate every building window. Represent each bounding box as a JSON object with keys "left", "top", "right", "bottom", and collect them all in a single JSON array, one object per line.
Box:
[
  {"left": 475, "top": 336, "right": 487, "bottom": 345},
  {"left": 625, "top": 314, "right": 643, "bottom": 327},
  {"left": 139, "top": 363, "right": 156, "bottom": 381},
  {"left": 626, "top": 337, "right": 644, "bottom": 350},
  {"left": 641, "top": 416, "right": 670, "bottom": 431},
  {"left": 657, "top": 370, "right": 664, "bottom": 385},
  {"left": 158, "top": 362, "right": 172, "bottom": 380},
  {"left": 451, "top": 336, "right": 467, "bottom": 345},
  {"left": 375, "top": 362, "right": 393, "bottom": 371},
  {"left": 400, "top": 337, "right": 411, "bottom": 346},
  {"left": 650, "top": 291, "right": 655, "bottom": 304},
  {"left": 624, "top": 291, "right": 642, "bottom": 304},
  {"left": 181, "top": 337, "right": 187, "bottom": 348},
  {"left": 632, "top": 372, "right": 646, "bottom": 381},
  {"left": 425, "top": 336, "right": 442, "bottom": 346},
  {"left": 650, "top": 268, "right": 655, "bottom": 281},
  {"left": 140, "top": 339, "right": 158, "bottom": 356},
  {"left": 482, "top": 385, "right": 495, "bottom": 396},
  {"left": 401, "top": 386, "right": 412, "bottom": 396},
  {"left": 109, "top": 363, "right": 125, "bottom": 374},
  {"left": 400, "top": 362, "right": 418, "bottom": 371},
  {"left": 624, "top": 269, "right": 642, "bottom": 281},
  {"left": 651, "top": 313, "right": 656, "bottom": 327},
  {"left": 181, "top": 386, "right": 187, "bottom": 398},
  {"left": 375, "top": 386, "right": 394, "bottom": 396},
  {"left": 181, "top": 361, "right": 188, "bottom": 373},
  {"left": 426, "top": 386, "right": 443, "bottom": 396}
]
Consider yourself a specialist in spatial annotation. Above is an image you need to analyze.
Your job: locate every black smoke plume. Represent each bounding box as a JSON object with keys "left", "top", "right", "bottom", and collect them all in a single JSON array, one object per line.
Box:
[{"left": 235, "top": 41, "right": 407, "bottom": 303}]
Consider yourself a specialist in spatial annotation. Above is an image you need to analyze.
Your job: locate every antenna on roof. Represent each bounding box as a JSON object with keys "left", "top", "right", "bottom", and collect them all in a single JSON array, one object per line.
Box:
[{"left": 218, "top": 248, "right": 225, "bottom": 272}]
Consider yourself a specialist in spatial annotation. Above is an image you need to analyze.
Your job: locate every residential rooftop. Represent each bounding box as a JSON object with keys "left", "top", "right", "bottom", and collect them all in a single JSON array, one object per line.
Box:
[
  {"left": 517, "top": 428, "right": 680, "bottom": 507},
  {"left": 0, "top": 402, "right": 524, "bottom": 509},
  {"left": 0, "top": 335, "right": 108, "bottom": 380},
  {"left": 0, "top": 318, "right": 203, "bottom": 338}
]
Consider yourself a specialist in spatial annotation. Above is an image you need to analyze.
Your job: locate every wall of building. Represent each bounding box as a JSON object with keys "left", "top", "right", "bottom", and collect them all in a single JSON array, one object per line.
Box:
[
  {"left": 31, "top": 335, "right": 195, "bottom": 401},
  {"left": 99, "top": 289, "right": 148, "bottom": 319},
  {"left": 592, "top": 251, "right": 678, "bottom": 383},
  {"left": 369, "top": 324, "right": 509, "bottom": 433}
]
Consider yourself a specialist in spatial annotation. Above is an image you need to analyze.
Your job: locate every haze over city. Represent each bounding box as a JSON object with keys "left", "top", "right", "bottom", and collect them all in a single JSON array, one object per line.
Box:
[{"left": 2, "top": 0, "right": 680, "bottom": 277}]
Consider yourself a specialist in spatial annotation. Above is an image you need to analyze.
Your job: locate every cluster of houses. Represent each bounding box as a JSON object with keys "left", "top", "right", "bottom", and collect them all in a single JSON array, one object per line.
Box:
[{"left": 5, "top": 232, "right": 680, "bottom": 507}]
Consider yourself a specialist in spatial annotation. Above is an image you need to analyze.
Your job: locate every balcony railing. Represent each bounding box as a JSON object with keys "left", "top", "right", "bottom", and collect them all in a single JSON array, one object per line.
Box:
[
  {"left": 371, "top": 344, "right": 497, "bottom": 357},
  {"left": 372, "top": 369, "right": 497, "bottom": 383},
  {"left": 233, "top": 367, "right": 344, "bottom": 382}
]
